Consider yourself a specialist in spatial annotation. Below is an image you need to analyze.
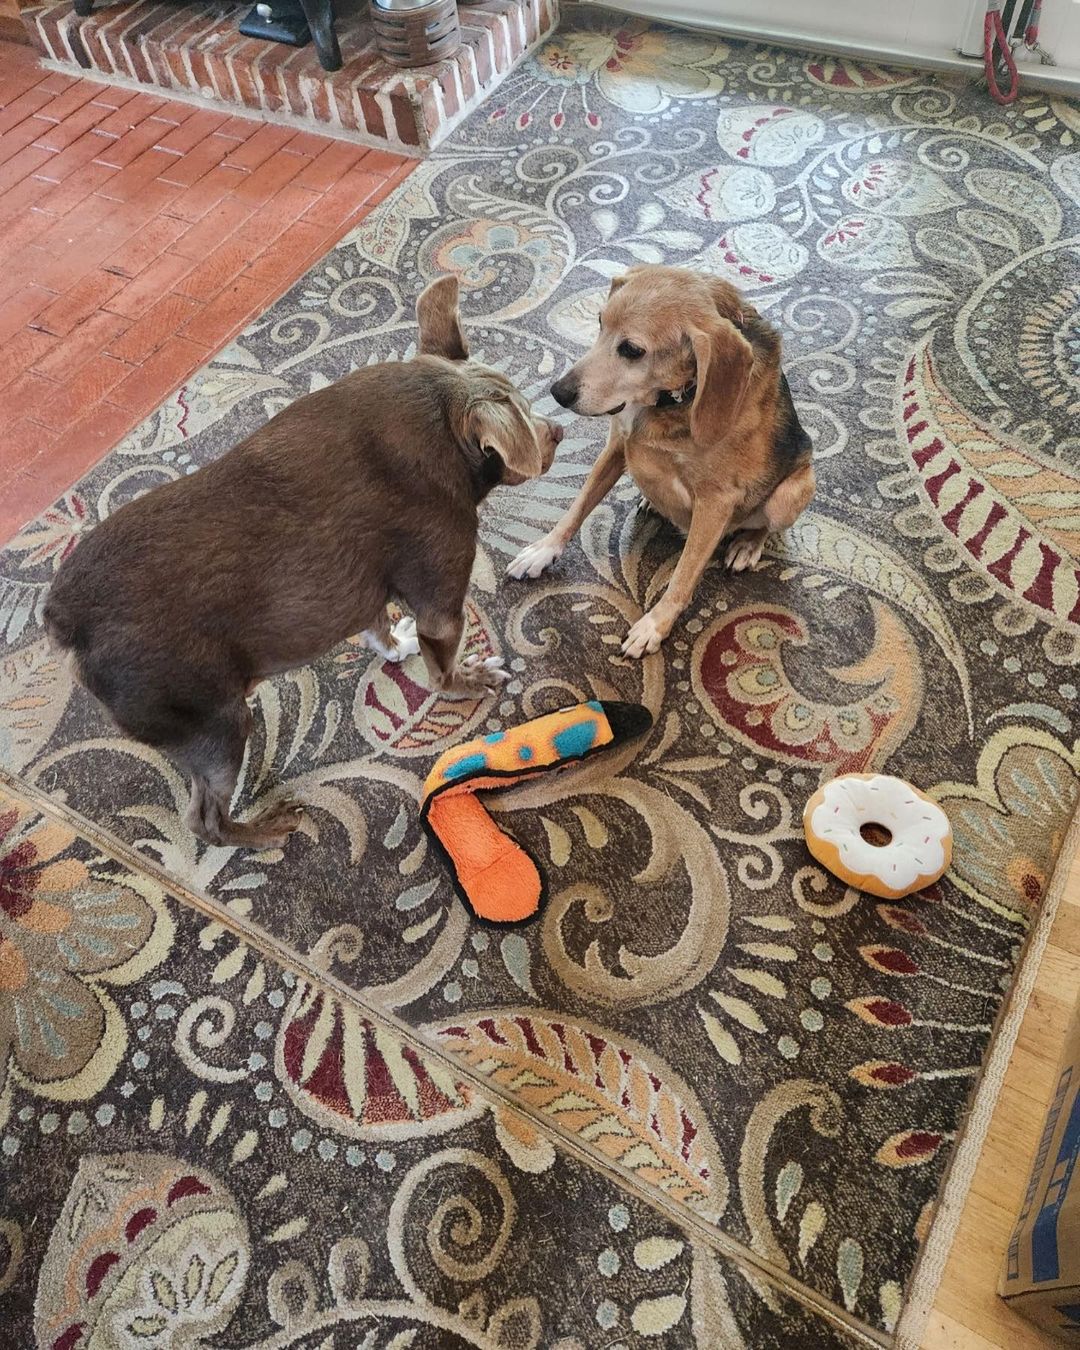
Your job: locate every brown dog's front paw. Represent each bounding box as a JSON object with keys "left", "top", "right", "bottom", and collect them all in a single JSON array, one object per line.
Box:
[
  {"left": 248, "top": 799, "right": 304, "bottom": 849},
  {"left": 441, "top": 654, "right": 511, "bottom": 698}
]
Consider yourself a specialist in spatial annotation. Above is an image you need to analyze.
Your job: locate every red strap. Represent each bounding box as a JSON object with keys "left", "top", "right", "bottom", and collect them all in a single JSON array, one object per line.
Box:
[
  {"left": 1024, "top": 0, "right": 1042, "bottom": 47},
  {"left": 984, "top": 7, "right": 1019, "bottom": 105}
]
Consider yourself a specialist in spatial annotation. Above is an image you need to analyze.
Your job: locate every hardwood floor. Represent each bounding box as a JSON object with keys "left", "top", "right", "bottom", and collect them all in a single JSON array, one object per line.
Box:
[{"left": 925, "top": 853, "right": 1080, "bottom": 1347}]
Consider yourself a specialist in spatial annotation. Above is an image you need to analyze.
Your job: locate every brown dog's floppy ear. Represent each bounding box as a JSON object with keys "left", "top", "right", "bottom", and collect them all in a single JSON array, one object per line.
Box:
[
  {"left": 467, "top": 396, "right": 543, "bottom": 485},
  {"left": 688, "top": 320, "right": 754, "bottom": 447},
  {"left": 417, "top": 275, "right": 469, "bottom": 361}
]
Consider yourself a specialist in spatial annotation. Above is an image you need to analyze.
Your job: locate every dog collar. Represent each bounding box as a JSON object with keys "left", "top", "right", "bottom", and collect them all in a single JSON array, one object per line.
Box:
[
  {"left": 652, "top": 310, "right": 745, "bottom": 410},
  {"left": 655, "top": 381, "right": 696, "bottom": 410}
]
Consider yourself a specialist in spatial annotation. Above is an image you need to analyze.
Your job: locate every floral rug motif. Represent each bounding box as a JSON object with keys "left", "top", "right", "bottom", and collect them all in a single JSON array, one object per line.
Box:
[{"left": 3, "top": 9, "right": 1080, "bottom": 1346}]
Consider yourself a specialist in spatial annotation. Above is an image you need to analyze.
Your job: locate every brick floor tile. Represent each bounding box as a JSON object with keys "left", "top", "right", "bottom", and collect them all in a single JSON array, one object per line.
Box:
[
  {"left": 280, "top": 130, "right": 328, "bottom": 157},
  {"left": 229, "top": 146, "right": 305, "bottom": 207},
  {"left": 355, "top": 146, "right": 411, "bottom": 176},
  {"left": 171, "top": 236, "right": 255, "bottom": 302},
  {"left": 96, "top": 145, "right": 178, "bottom": 201},
  {"left": 221, "top": 122, "right": 294, "bottom": 172},
  {"left": 160, "top": 162, "right": 248, "bottom": 221},
  {"left": 212, "top": 115, "right": 260, "bottom": 142},
  {"left": 0, "top": 369, "right": 60, "bottom": 424},
  {"left": 34, "top": 352, "right": 132, "bottom": 430},
  {"left": 32, "top": 269, "right": 128, "bottom": 336},
  {"left": 32, "top": 129, "right": 115, "bottom": 183},
  {"left": 35, "top": 73, "right": 79, "bottom": 96},
  {"left": 0, "top": 285, "right": 58, "bottom": 343},
  {"left": 30, "top": 100, "right": 115, "bottom": 151},
  {"left": 232, "top": 182, "right": 320, "bottom": 248},
  {"left": 1, "top": 207, "right": 57, "bottom": 255},
  {"left": 0, "top": 174, "right": 53, "bottom": 225},
  {"left": 292, "top": 139, "right": 365, "bottom": 193},
  {"left": 32, "top": 80, "right": 100, "bottom": 126},
  {"left": 105, "top": 293, "right": 201, "bottom": 362},
  {"left": 169, "top": 194, "right": 254, "bottom": 259},
  {"left": 0, "top": 115, "right": 56, "bottom": 167},
  {"left": 302, "top": 168, "right": 383, "bottom": 230},
  {"left": 19, "top": 401, "right": 135, "bottom": 512},
  {"left": 32, "top": 309, "right": 131, "bottom": 380},
  {"left": 102, "top": 251, "right": 199, "bottom": 319},
  {"left": 0, "top": 87, "right": 55, "bottom": 139},
  {"left": 242, "top": 219, "right": 325, "bottom": 283},
  {"left": 92, "top": 117, "right": 168, "bottom": 169},
  {"left": 0, "top": 143, "right": 58, "bottom": 190},
  {"left": 153, "top": 109, "right": 230, "bottom": 155},
  {"left": 88, "top": 87, "right": 141, "bottom": 111},
  {"left": 94, "top": 93, "right": 165, "bottom": 138},
  {"left": 102, "top": 212, "right": 191, "bottom": 277},
  {"left": 180, "top": 273, "right": 265, "bottom": 347},
  {"left": 0, "top": 421, "right": 59, "bottom": 483},
  {"left": 31, "top": 161, "right": 115, "bottom": 216},
  {"left": 155, "top": 130, "right": 233, "bottom": 187},
  {"left": 0, "top": 326, "right": 58, "bottom": 384}
]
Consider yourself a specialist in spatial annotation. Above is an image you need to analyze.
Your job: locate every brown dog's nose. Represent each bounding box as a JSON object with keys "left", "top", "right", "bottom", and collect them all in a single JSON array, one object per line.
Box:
[
  {"left": 551, "top": 375, "right": 578, "bottom": 409},
  {"left": 550, "top": 422, "right": 565, "bottom": 445}
]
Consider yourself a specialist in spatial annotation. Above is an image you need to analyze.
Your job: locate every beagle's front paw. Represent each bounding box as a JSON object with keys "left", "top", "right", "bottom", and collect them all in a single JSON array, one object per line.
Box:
[
  {"left": 442, "top": 654, "right": 511, "bottom": 697},
  {"left": 507, "top": 533, "right": 564, "bottom": 580},
  {"left": 622, "top": 611, "right": 669, "bottom": 659}
]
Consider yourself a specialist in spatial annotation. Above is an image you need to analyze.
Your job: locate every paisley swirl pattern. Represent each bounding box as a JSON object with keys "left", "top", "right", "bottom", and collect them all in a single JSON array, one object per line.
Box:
[{"left": 2, "top": 10, "right": 1080, "bottom": 1342}]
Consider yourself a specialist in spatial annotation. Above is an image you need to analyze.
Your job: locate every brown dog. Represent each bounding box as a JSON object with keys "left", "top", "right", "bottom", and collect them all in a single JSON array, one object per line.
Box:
[
  {"left": 507, "top": 265, "right": 814, "bottom": 657},
  {"left": 45, "top": 276, "right": 562, "bottom": 851}
]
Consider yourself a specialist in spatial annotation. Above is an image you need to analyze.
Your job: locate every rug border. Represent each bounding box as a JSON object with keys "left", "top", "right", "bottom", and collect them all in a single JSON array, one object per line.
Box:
[{"left": 895, "top": 802, "right": 1080, "bottom": 1349}]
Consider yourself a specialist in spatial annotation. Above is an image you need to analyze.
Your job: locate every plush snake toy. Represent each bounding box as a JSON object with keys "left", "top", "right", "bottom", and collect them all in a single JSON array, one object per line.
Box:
[{"left": 420, "top": 700, "right": 653, "bottom": 925}]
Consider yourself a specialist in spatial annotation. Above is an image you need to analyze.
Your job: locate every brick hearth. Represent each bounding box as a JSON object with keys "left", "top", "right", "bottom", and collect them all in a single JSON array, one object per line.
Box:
[{"left": 21, "top": 0, "right": 558, "bottom": 152}]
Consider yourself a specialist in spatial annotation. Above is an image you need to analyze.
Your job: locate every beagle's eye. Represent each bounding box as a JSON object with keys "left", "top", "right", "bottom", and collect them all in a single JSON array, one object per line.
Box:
[{"left": 617, "top": 340, "right": 645, "bottom": 361}]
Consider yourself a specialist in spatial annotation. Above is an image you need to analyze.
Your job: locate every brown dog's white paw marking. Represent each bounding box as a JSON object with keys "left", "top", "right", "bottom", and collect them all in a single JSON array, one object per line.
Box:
[
  {"left": 388, "top": 616, "right": 420, "bottom": 661},
  {"left": 363, "top": 616, "right": 420, "bottom": 663},
  {"left": 507, "top": 534, "right": 564, "bottom": 580}
]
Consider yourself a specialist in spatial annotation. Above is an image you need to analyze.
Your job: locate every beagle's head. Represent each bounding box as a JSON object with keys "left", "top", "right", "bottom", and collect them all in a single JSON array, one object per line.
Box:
[
  {"left": 416, "top": 275, "right": 564, "bottom": 486},
  {"left": 550, "top": 265, "right": 754, "bottom": 445}
]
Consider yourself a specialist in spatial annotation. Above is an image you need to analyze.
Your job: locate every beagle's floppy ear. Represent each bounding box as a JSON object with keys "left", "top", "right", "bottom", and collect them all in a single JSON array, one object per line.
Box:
[
  {"left": 467, "top": 394, "right": 543, "bottom": 486},
  {"left": 416, "top": 275, "right": 470, "bottom": 361},
  {"left": 688, "top": 319, "right": 754, "bottom": 447},
  {"left": 707, "top": 277, "right": 745, "bottom": 328},
  {"left": 606, "top": 264, "right": 646, "bottom": 300}
]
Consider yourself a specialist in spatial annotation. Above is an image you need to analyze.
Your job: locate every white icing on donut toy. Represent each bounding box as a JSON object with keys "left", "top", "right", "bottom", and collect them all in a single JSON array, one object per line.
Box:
[{"left": 802, "top": 772, "right": 952, "bottom": 900}]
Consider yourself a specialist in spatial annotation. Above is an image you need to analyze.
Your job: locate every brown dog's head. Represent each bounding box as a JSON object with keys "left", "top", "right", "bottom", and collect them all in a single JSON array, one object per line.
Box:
[
  {"left": 416, "top": 276, "right": 563, "bottom": 486},
  {"left": 550, "top": 265, "right": 754, "bottom": 445}
]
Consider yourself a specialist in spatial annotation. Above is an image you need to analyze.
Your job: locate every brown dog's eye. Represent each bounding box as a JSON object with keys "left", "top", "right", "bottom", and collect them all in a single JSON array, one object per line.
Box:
[{"left": 617, "top": 340, "right": 645, "bottom": 361}]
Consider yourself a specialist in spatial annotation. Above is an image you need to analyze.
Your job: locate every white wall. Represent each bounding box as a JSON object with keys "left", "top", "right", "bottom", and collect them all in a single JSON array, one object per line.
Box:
[{"left": 589, "top": 0, "right": 1080, "bottom": 88}]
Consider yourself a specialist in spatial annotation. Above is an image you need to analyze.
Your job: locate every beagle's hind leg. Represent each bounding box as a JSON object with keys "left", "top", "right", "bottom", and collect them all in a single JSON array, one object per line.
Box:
[
  {"left": 178, "top": 701, "right": 303, "bottom": 850},
  {"left": 725, "top": 461, "right": 816, "bottom": 573}
]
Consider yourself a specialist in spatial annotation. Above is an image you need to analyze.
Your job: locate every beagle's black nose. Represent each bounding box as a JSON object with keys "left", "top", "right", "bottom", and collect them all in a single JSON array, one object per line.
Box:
[{"left": 551, "top": 375, "right": 578, "bottom": 409}]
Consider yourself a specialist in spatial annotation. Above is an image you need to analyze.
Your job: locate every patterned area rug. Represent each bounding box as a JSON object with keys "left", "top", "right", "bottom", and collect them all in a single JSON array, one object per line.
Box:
[{"left": 3, "top": 9, "right": 1080, "bottom": 1347}]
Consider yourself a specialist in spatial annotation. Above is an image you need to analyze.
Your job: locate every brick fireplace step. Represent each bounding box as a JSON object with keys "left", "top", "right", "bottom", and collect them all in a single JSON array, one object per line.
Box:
[{"left": 22, "top": 0, "right": 558, "bottom": 152}]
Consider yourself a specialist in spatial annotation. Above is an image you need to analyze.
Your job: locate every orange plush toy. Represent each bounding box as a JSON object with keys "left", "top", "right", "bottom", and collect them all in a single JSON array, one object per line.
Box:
[{"left": 420, "top": 700, "right": 652, "bottom": 925}]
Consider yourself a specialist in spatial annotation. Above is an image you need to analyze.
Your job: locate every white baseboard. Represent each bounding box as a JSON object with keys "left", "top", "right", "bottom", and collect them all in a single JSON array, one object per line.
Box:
[{"left": 579, "top": 0, "right": 1080, "bottom": 96}]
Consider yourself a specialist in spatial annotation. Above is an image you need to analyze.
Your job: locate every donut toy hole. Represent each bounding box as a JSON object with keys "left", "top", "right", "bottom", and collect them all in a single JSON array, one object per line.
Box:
[{"left": 860, "top": 822, "right": 893, "bottom": 847}]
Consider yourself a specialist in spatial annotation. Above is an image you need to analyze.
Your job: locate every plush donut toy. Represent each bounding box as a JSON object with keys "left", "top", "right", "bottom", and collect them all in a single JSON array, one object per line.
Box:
[{"left": 802, "top": 772, "right": 952, "bottom": 900}]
